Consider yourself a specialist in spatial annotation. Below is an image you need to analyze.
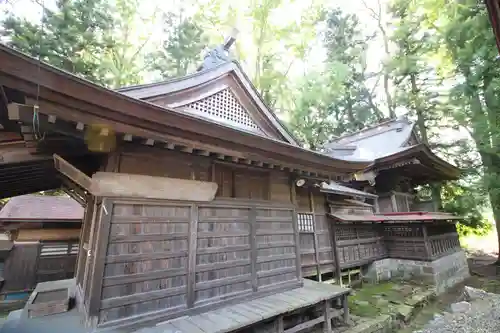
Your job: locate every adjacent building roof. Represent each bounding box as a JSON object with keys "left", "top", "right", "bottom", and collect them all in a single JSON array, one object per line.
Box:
[
  {"left": 320, "top": 181, "right": 378, "bottom": 199},
  {"left": 325, "top": 117, "right": 416, "bottom": 160},
  {"left": 328, "top": 211, "right": 462, "bottom": 223},
  {"left": 323, "top": 117, "right": 461, "bottom": 181},
  {"left": 0, "top": 195, "right": 84, "bottom": 221}
]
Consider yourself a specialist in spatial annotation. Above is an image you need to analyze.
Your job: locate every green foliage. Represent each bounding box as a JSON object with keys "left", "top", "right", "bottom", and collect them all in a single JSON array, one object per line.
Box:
[
  {"left": 148, "top": 13, "right": 206, "bottom": 78},
  {"left": 1, "top": 0, "right": 497, "bottom": 240},
  {"left": 2, "top": 0, "right": 117, "bottom": 86},
  {"left": 288, "top": 71, "right": 344, "bottom": 149},
  {"left": 288, "top": 7, "right": 384, "bottom": 149},
  {"left": 1, "top": 0, "right": 155, "bottom": 88}
]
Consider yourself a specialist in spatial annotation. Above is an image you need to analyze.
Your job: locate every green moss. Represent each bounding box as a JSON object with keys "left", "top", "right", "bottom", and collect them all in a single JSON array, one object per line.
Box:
[{"left": 348, "top": 281, "right": 429, "bottom": 319}]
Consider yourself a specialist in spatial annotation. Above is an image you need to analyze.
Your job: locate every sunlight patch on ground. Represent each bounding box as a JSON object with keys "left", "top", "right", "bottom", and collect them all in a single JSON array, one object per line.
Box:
[{"left": 460, "top": 229, "right": 498, "bottom": 255}]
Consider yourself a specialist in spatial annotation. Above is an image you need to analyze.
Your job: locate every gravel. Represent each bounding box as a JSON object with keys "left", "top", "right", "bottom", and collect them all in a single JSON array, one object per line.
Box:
[{"left": 414, "top": 287, "right": 500, "bottom": 333}]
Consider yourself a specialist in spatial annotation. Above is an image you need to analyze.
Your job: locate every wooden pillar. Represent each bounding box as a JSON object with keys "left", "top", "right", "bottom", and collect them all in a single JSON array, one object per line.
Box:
[
  {"left": 87, "top": 198, "right": 113, "bottom": 325},
  {"left": 323, "top": 300, "right": 332, "bottom": 333},
  {"left": 354, "top": 226, "right": 361, "bottom": 262},
  {"left": 309, "top": 190, "right": 321, "bottom": 281},
  {"left": 187, "top": 204, "right": 199, "bottom": 308},
  {"left": 276, "top": 315, "right": 284, "bottom": 333},
  {"left": 343, "top": 294, "right": 349, "bottom": 324},
  {"left": 390, "top": 193, "right": 398, "bottom": 212},
  {"left": 422, "top": 224, "right": 432, "bottom": 260},
  {"left": 250, "top": 206, "right": 258, "bottom": 292},
  {"left": 329, "top": 221, "right": 342, "bottom": 285},
  {"left": 75, "top": 195, "right": 94, "bottom": 288},
  {"left": 290, "top": 179, "right": 303, "bottom": 281}
]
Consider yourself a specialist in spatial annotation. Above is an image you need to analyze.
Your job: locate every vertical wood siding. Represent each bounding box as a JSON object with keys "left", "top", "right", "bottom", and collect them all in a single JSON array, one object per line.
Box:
[
  {"left": 335, "top": 224, "right": 386, "bottom": 269},
  {"left": 3, "top": 242, "right": 77, "bottom": 293},
  {"left": 3, "top": 244, "right": 39, "bottom": 292},
  {"left": 96, "top": 199, "right": 300, "bottom": 326}
]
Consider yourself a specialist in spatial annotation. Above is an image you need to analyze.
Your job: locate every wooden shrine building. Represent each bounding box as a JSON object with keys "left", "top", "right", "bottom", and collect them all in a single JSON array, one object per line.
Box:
[
  {"left": 0, "top": 40, "right": 368, "bottom": 333},
  {"left": 0, "top": 195, "right": 82, "bottom": 298},
  {"left": 313, "top": 118, "right": 469, "bottom": 293}
]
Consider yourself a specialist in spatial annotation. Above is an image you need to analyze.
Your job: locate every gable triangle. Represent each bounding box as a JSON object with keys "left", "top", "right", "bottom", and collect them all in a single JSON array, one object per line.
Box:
[{"left": 180, "top": 88, "right": 264, "bottom": 134}]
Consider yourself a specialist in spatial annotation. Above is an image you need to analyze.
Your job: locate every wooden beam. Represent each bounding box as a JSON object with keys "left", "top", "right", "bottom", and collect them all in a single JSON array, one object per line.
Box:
[
  {"left": 0, "top": 148, "right": 49, "bottom": 164},
  {"left": 310, "top": 190, "right": 321, "bottom": 281},
  {"left": 7, "top": 103, "right": 34, "bottom": 121},
  {"left": 187, "top": 204, "right": 198, "bottom": 308},
  {"left": 87, "top": 199, "right": 113, "bottom": 320},
  {"left": 181, "top": 146, "right": 194, "bottom": 153},
  {"left": 329, "top": 219, "right": 342, "bottom": 286},
  {"left": 0, "top": 85, "right": 8, "bottom": 106},
  {"left": 249, "top": 206, "right": 258, "bottom": 292},
  {"left": 196, "top": 149, "right": 210, "bottom": 156},
  {"left": 290, "top": 178, "right": 303, "bottom": 282},
  {"left": 277, "top": 315, "right": 284, "bottom": 333},
  {"left": 343, "top": 294, "right": 349, "bottom": 324},
  {"left": 323, "top": 300, "right": 332, "bottom": 333},
  {"left": 0, "top": 51, "right": 371, "bottom": 174}
]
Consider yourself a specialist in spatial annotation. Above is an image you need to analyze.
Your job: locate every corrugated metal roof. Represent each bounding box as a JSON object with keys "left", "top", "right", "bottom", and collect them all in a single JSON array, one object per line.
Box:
[
  {"left": 0, "top": 195, "right": 84, "bottom": 220},
  {"left": 321, "top": 182, "right": 378, "bottom": 199}
]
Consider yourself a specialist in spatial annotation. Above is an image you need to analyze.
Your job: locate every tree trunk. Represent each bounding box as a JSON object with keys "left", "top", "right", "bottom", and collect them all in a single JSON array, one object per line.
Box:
[{"left": 410, "top": 74, "right": 442, "bottom": 210}]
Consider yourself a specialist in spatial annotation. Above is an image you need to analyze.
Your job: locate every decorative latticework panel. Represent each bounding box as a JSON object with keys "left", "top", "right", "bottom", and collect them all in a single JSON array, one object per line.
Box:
[
  {"left": 297, "top": 212, "right": 314, "bottom": 233},
  {"left": 383, "top": 225, "right": 423, "bottom": 238},
  {"left": 335, "top": 224, "right": 386, "bottom": 269},
  {"left": 426, "top": 224, "right": 461, "bottom": 260},
  {"left": 335, "top": 225, "right": 357, "bottom": 241},
  {"left": 184, "top": 89, "right": 263, "bottom": 133}
]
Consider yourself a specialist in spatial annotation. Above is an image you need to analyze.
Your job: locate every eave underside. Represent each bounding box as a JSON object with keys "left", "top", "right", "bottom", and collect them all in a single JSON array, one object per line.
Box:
[
  {"left": 371, "top": 147, "right": 460, "bottom": 184},
  {"left": 0, "top": 44, "right": 369, "bottom": 190}
]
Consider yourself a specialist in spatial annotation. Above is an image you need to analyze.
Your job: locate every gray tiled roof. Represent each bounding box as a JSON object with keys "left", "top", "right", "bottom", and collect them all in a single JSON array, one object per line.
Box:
[
  {"left": 0, "top": 195, "right": 83, "bottom": 220},
  {"left": 325, "top": 118, "right": 416, "bottom": 161}
]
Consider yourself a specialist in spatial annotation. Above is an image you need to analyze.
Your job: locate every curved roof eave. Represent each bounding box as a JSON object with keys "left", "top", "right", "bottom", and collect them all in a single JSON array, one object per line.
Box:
[
  {"left": 118, "top": 61, "right": 300, "bottom": 145},
  {"left": 369, "top": 144, "right": 461, "bottom": 179},
  {"left": 0, "top": 44, "right": 371, "bottom": 175}
]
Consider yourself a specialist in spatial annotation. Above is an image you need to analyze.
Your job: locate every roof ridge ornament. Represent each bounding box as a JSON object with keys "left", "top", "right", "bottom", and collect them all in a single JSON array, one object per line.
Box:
[{"left": 198, "top": 28, "right": 239, "bottom": 72}]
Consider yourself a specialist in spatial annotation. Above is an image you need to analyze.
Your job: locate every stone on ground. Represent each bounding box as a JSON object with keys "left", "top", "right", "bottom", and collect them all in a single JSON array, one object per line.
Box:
[
  {"left": 450, "top": 301, "right": 471, "bottom": 313},
  {"left": 416, "top": 287, "right": 500, "bottom": 333}
]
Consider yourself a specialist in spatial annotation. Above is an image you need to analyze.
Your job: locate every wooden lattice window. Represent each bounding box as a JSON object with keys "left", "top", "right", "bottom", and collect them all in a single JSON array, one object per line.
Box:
[
  {"left": 335, "top": 225, "right": 357, "bottom": 241},
  {"left": 297, "top": 213, "right": 314, "bottom": 232},
  {"left": 40, "top": 242, "right": 78, "bottom": 257},
  {"left": 185, "top": 89, "right": 262, "bottom": 132},
  {"left": 384, "top": 225, "right": 422, "bottom": 237}
]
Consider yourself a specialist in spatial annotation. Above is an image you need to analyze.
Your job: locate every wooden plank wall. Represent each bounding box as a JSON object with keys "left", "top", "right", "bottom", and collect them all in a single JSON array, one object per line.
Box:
[
  {"left": 297, "top": 189, "right": 337, "bottom": 278},
  {"left": 313, "top": 193, "right": 336, "bottom": 275},
  {"left": 195, "top": 204, "right": 251, "bottom": 307},
  {"left": 2, "top": 243, "right": 39, "bottom": 292},
  {"left": 2, "top": 243, "right": 77, "bottom": 293},
  {"left": 119, "top": 150, "right": 211, "bottom": 182},
  {"left": 335, "top": 224, "right": 386, "bottom": 269},
  {"left": 99, "top": 202, "right": 190, "bottom": 324},
  {"left": 96, "top": 199, "right": 300, "bottom": 326},
  {"left": 383, "top": 224, "right": 426, "bottom": 260}
]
